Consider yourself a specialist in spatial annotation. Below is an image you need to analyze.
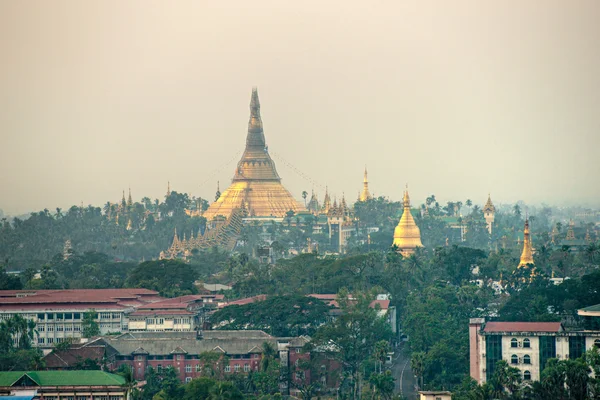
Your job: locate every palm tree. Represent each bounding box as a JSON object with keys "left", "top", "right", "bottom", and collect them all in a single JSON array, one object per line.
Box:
[
  {"left": 260, "top": 341, "right": 277, "bottom": 373},
  {"left": 585, "top": 243, "right": 599, "bottom": 264},
  {"left": 411, "top": 352, "right": 425, "bottom": 390},
  {"left": 117, "top": 364, "right": 136, "bottom": 400}
]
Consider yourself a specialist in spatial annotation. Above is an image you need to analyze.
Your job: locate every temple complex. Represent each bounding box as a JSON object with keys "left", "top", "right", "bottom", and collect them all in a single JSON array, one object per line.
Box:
[
  {"left": 358, "top": 167, "right": 372, "bottom": 202},
  {"left": 202, "top": 88, "right": 304, "bottom": 220},
  {"left": 517, "top": 217, "right": 534, "bottom": 267},
  {"left": 392, "top": 187, "right": 423, "bottom": 256}
]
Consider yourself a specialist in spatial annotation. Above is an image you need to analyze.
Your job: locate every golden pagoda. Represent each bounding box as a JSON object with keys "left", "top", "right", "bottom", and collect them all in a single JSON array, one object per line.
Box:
[
  {"left": 359, "top": 167, "right": 372, "bottom": 202},
  {"left": 203, "top": 88, "right": 305, "bottom": 220},
  {"left": 518, "top": 217, "right": 534, "bottom": 267},
  {"left": 392, "top": 186, "right": 423, "bottom": 256},
  {"left": 566, "top": 220, "right": 576, "bottom": 241}
]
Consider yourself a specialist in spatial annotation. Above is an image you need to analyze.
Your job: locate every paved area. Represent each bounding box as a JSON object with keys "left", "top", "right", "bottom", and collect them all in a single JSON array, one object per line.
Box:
[{"left": 391, "top": 345, "right": 417, "bottom": 399}]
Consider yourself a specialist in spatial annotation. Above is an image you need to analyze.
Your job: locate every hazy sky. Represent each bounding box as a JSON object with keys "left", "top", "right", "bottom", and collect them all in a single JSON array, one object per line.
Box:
[{"left": 1, "top": 1, "right": 599, "bottom": 215}]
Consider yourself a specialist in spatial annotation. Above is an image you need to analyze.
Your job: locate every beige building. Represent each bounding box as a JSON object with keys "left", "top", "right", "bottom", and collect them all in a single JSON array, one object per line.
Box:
[
  {"left": 469, "top": 318, "right": 600, "bottom": 384},
  {"left": 419, "top": 391, "right": 452, "bottom": 400}
]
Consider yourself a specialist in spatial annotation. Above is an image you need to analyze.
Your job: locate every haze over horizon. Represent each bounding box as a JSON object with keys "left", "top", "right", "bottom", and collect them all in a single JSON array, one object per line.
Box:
[{"left": 1, "top": 1, "right": 599, "bottom": 216}]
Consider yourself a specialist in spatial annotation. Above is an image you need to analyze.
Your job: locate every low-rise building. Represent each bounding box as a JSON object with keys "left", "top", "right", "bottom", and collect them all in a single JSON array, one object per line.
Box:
[
  {"left": 0, "top": 370, "right": 127, "bottom": 399},
  {"left": 469, "top": 317, "right": 600, "bottom": 384},
  {"left": 0, "top": 289, "right": 161, "bottom": 348},
  {"left": 128, "top": 294, "right": 222, "bottom": 332},
  {"left": 419, "top": 391, "right": 452, "bottom": 400}
]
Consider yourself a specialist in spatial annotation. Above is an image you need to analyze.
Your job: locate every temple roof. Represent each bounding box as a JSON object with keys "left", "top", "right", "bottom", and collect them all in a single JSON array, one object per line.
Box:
[{"left": 483, "top": 194, "right": 495, "bottom": 213}]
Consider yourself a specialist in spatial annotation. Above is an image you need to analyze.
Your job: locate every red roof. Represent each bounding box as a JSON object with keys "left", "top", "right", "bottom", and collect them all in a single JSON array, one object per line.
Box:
[
  {"left": 0, "top": 289, "right": 162, "bottom": 311},
  {"left": 484, "top": 321, "right": 562, "bottom": 333},
  {"left": 218, "top": 295, "right": 267, "bottom": 308},
  {"left": 129, "top": 310, "right": 195, "bottom": 316}
]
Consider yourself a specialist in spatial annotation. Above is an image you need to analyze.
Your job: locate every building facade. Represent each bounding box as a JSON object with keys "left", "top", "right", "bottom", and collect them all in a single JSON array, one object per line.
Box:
[
  {"left": 0, "top": 289, "right": 161, "bottom": 349},
  {"left": 469, "top": 318, "right": 600, "bottom": 384}
]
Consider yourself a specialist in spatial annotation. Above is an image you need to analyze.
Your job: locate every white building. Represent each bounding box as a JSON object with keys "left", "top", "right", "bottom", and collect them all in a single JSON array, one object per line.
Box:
[
  {"left": 469, "top": 317, "right": 600, "bottom": 384},
  {"left": 0, "top": 289, "right": 161, "bottom": 349}
]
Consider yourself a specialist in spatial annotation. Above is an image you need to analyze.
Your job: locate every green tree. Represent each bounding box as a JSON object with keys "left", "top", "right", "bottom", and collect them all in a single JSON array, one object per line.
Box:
[
  {"left": 311, "top": 289, "right": 392, "bottom": 400},
  {"left": 82, "top": 309, "right": 100, "bottom": 338}
]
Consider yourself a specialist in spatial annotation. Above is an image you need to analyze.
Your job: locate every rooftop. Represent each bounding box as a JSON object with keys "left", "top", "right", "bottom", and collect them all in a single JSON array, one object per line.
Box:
[
  {"left": 578, "top": 303, "right": 600, "bottom": 317},
  {"left": 484, "top": 321, "right": 563, "bottom": 333},
  {"left": 0, "top": 289, "right": 162, "bottom": 311},
  {"left": 0, "top": 371, "right": 126, "bottom": 387}
]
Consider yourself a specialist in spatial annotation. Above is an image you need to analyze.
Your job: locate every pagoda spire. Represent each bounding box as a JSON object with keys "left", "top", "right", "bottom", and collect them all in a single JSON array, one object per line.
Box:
[
  {"left": 359, "top": 166, "right": 372, "bottom": 202},
  {"left": 246, "top": 87, "right": 265, "bottom": 149},
  {"left": 518, "top": 216, "right": 534, "bottom": 267},
  {"left": 127, "top": 187, "right": 133, "bottom": 206},
  {"left": 167, "top": 181, "right": 171, "bottom": 197}
]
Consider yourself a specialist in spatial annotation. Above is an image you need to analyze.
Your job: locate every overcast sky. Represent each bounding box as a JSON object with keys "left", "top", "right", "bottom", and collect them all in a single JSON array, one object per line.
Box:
[{"left": 1, "top": 1, "right": 599, "bottom": 215}]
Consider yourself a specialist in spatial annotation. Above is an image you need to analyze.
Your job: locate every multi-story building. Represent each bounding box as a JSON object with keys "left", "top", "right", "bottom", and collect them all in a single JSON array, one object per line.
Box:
[
  {"left": 128, "top": 294, "right": 222, "bottom": 332},
  {"left": 469, "top": 315, "right": 600, "bottom": 384},
  {"left": 0, "top": 289, "right": 161, "bottom": 348}
]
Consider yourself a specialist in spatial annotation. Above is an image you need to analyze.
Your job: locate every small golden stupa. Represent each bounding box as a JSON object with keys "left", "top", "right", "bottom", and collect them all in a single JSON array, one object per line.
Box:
[
  {"left": 203, "top": 88, "right": 305, "bottom": 220},
  {"left": 392, "top": 186, "right": 423, "bottom": 256},
  {"left": 518, "top": 217, "right": 534, "bottom": 267},
  {"left": 358, "top": 167, "right": 372, "bottom": 202}
]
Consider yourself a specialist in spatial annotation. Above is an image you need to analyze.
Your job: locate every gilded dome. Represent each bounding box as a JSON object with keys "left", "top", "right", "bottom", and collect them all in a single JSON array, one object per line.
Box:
[{"left": 392, "top": 188, "right": 423, "bottom": 256}]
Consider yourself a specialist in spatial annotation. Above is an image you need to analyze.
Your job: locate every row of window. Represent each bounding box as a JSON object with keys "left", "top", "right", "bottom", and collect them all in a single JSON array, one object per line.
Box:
[
  {"left": 224, "top": 364, "right": 252, "bottom": 372},
  {"left": 510, "top": 338, "right": 531, "bottom": 348},
  {"left": 38, "top": 325, "right": 81, "bottom": 332},
  {"left": 511, "top": 338, "right": 600, "bottom": 350},
  {"left": 148, "top": 364, "right": 253, "bottom": 373},
  {"left": 38, "top": 337, "right": 71, "bottom": 344},
  {"left": 511, "top": 354, "right": 532, "bottom": 365},
  {"left": 44, "top": 397, "right": 122, "bottom": 400},
  {"left": 144, "top": 318, "right": 192, "bottom": 325}
]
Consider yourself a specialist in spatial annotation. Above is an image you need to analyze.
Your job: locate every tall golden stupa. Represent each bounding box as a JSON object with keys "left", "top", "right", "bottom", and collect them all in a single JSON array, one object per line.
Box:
[
  {"left": 517, "top": 217, "right": 534, "bottom": 267},
  {"left": 392, "top": 186, "right": 423, "bottom": 256},
  {"left": 358, "top": 167, "right": 372, "bottom": 202},
  {"left": 203, "top": 88, "right": 305, "bottom": 220}
]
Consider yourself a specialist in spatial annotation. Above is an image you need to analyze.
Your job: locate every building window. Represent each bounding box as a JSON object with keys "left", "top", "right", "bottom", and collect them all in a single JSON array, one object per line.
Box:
[
  {"left": 38, "top": 325, "right": 45, "bottom": 332},
  {"left": 37, "top": 313, "right": 45, "bottom": 321},
  {"left": 196, "top": 364, "right": 201, "bottom": 373},
  {"left": 186, "top": 364, "right": 192, "bottom": 373},
  {"left": 74, "top": 325, "right": 81, "bottom": 331},
  {"left": 523, "top": 338, "right": 531, "bottom": 348},
  {"left": 47, "top": 338, "right": 54, "bottom": 344},
  {"left": 185, "top": 377, "right": 192, "bottom": 383},
  {"left": 524, "top": 370, "right": 531, "bottom": 381},
  {"left": 136, "top": 355, "right": 143, "bottom": 361},
  {"left": 38, "top": 337, "right": 45, "bottom": 344},
  {"left": 523, "top": 355, "right": 531, "bottom": 364},
  {"left": 177, "top": 367, "right": 181, "bottom": 373},
  {"left": 234, "top": 364, "right": 240, "bottom": 372},
  {"left": 511, "top": 355, "right": 518, "bottom": 365},
  {"left": 177, "top": 355, "right": 182, "bottom": 361},
  {"left": 47, "top": 325, "right": 54, "bottom": 332},
  {"left": 595, "top": 339, "right": 600, "bottom": 348},
  {"left": 244, "top": 364, "right": 250, "bottom": 372},
  {"left": 74, "top": 313, "right": 81, "bottom": 320},
  {"left": 225, "top": 365, "right": 231, "bottom": 373},
  {"left": 511, "top": 338, "right": 518, "bottom": 348}
]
